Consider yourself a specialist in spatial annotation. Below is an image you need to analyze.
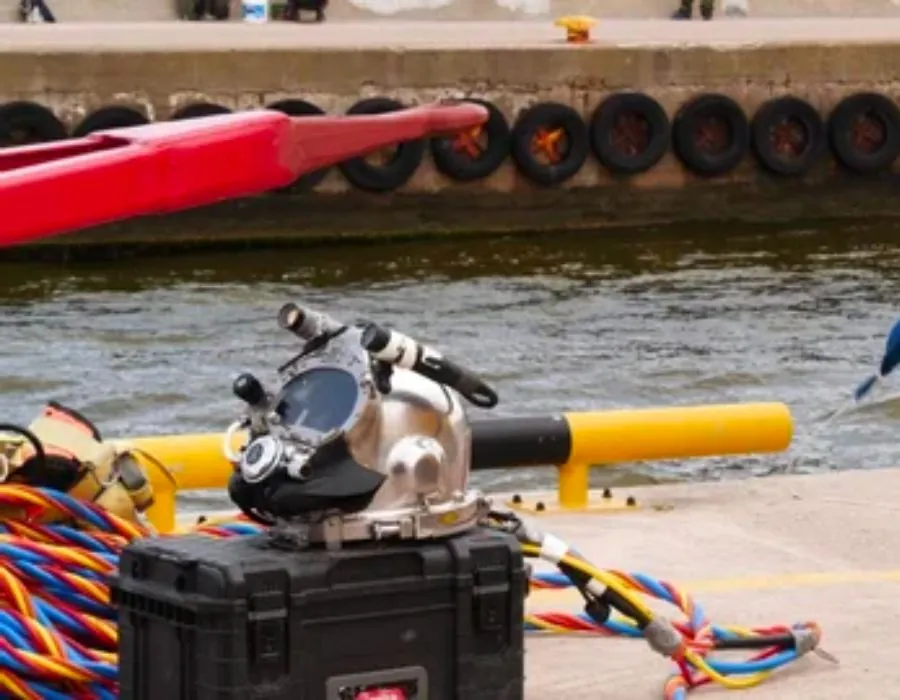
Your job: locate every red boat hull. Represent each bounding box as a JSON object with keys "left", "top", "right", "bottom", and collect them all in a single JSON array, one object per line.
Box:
[{"left": 0, "top": 103, "right": 488, "bottom": 249}]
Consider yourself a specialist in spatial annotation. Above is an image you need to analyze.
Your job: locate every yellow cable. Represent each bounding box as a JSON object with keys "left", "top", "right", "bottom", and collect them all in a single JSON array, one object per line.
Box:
[
  {"left": 524, "top": 615, "right": 571, "bottom": 634},
  {"left": 686, "top": 650, "right": 772, "bottom": 689},
  {"left": 522, "top": 543, "right": 654, "bottom": 619},
  {"left": 521, "top": 542, "right": 775, "bottom": 691}
]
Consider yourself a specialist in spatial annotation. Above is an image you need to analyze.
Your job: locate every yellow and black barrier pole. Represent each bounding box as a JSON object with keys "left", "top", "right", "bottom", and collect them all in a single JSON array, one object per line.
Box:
[
  {"left": 470, "top": 402, "right": 793, "bottom": 512},
  {"left": 124, "top": 402, "right": 792, "bottom": 532}
]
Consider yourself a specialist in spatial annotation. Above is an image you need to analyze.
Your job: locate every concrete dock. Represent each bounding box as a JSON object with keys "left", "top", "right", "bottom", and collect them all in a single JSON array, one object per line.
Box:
[
  {"left": 6, "top": 17, "right": 900, "bottom": 49},
  {"left": 520, "top": 467, "right": 900, "bottom": 698},
  {"left": 6, "top": 0, "right": 900, "bottom": 22}
]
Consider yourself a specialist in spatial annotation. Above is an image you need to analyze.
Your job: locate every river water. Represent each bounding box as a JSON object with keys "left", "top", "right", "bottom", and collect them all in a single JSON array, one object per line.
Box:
[{"left": 1, "top": 220, "right": 899, "bottom": 500}]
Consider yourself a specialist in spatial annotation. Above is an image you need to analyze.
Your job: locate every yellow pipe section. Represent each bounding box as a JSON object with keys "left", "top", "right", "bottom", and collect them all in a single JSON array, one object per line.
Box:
[
  {"left": 559, "top": 402, "right": 793, "bottom": 508},
  {"left": 123, "top": 432, "right": 245, "bottom": 491},
  {"left": 564, "top": 402, "right": 792, "bottom": 464},
  {"left": 115, "top": 431, "right": 246, "bottom": 532},
  {"left": 119, "top": 402, "right": 792, "bottom": 527}
]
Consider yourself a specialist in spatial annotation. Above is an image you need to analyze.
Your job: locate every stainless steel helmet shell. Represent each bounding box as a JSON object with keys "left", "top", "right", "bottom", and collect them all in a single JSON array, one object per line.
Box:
[{"left": 228, "top": 324, "right": 485, "bottom": 543}]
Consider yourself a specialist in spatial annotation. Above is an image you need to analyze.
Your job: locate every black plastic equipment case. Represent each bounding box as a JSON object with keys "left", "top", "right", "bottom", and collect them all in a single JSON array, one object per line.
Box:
[{"left": 112, "top": 527, "right": 526, "bottom": 700}]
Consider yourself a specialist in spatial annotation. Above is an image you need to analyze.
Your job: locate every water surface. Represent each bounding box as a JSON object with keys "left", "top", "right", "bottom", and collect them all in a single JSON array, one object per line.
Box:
[{"left": 1, "top": 221, "right": 898, "bottom": 499}]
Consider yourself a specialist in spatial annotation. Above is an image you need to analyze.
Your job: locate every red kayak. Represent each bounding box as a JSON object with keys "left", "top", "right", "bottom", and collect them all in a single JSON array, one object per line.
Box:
[{"left": 0, "top": 102, "right": 487, "bottom": 249}]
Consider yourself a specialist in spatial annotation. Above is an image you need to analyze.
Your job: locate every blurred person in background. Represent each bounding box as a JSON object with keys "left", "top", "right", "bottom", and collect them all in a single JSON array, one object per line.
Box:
[
  {"left": 284, "top": 0, "right": 327, "bottom": 21},
  {"left": 672, "top": 0, "right": 714, "bottom": 19},
  {"left": 185, "top": 0, "right": 230, "bottom": 20},
  {"left": 672, "top": 0, "right": 747, "bottom": 19},
  {"left": 19, "top": 0, "right": 56, "bottom": 22}
]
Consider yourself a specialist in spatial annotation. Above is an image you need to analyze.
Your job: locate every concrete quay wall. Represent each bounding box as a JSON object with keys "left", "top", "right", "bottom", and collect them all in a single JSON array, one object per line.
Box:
[{"left": 4, "top": 21, "right": 900, "bottom": 247}]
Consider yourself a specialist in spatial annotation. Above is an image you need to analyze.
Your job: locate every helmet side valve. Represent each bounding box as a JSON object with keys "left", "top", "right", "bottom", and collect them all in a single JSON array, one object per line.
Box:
[{"left": 232, "top": 372, "right": 271, "bottom": 434}]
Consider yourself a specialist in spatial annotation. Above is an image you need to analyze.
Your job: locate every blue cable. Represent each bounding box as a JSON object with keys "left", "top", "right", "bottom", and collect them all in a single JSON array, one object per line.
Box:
[{"left": 529, "top": 569, "right": 802, "bottom": 684}]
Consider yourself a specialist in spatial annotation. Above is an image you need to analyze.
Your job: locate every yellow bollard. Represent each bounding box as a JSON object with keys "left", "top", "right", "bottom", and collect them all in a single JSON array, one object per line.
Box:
[
  {"left": 522, "top": 402, "right": 793, "bottom": 514},
  {"left": 121, "top": 402, "right": 792, "bottom": 525},
  {"left": 558, "top": 461, "right": 590, "bottom": 510}
]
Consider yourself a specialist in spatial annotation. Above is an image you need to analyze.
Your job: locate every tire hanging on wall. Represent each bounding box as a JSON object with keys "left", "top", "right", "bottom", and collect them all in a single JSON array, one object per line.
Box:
[
  {"left": 339, "top": 97, "right": 425, "bottom": 193},
  {"left": 827, "top": 92, "right": 900, "bottom": 175},
  {"left": 510, "top": 102, "right": 589, "bottom": 186},
  {"left": 73, "top": 105, "right": 149, "bottom": 137},
  {"left": 589, "top": 92, "right": 670, "bottom": 175},
  {"left": 0, "top": 101, "right": 66, "bottom": 148},
  {"left": 751, "top": 96, "right": 825, "bottom": 177},
  {"left": 672, "top": 93, "right": 750, "bottom": 177},
  {"left": 266, "top": 98, "right": 330, "bottom": 192},
  {"left": 430, "top": 98, "right": 510, "bottom": 182},
  {"left": 170, "top": 102, "right": 232, "bottom": 120}
]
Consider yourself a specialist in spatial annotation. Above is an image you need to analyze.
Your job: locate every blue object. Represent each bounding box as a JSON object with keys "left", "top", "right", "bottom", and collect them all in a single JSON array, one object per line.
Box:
[
  {"left": 880, "top": 318, "right": 900, "bottom": 376},
  {"left": 852, "top": 374, "right": 879, "bottom": 402},
  {"left": 241, "top": 1, "right": 266, "bottom": 20},
  {"left": 852, "top": 318, "right": 900, "bottom": 403}
]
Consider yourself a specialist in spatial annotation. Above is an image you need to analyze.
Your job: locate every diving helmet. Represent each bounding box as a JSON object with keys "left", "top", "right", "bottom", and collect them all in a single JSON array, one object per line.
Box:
[{"left": 225, "top": 302, "right": 499, "bottom": 545}]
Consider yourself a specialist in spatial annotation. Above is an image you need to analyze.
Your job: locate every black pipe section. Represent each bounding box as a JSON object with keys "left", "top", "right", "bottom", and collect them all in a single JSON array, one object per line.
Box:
[
  {"left": 470, "top": 415, "right": 571, "bottom": 470},
  {"left": 714, "top": 634, "right": 795, "bottom": 651}
]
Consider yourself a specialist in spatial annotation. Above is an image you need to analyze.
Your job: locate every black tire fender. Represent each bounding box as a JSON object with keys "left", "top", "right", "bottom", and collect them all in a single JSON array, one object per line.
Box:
[
  {"left": 589, "top": 92, "right": 670, "bottom": 175},
  {"left": 672, "top": 93, "right": 750, "bottom": 177},
  {"left": 430, "top": 98, "right": 510, "bottom": 182},
  {"left": 338, "top": 97, "right": 425, "bottom": 193},
  {"left": 170, "top": 102, "right": 232, "bottom": 120},
  {"left": 266, "top": 98, "right": 330, "bottom": 192},
  {"left": 827, "top": 92, "right": 900, "bottom": 174},
  {"left": 74, "top": 105, "right": 149, "bottom": 137},
  {"left": 0, "top": 101, "right": 66, "bottom": 147},
  {"left": 751, "top": 96, "right": 825, "bottom": 177},
  {"left": 510, "top": 101, "right": 589, "bottom": 186}
]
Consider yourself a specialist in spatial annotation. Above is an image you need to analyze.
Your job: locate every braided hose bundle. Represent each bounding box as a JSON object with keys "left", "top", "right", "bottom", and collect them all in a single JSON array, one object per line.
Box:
[{"left": 0, "top": 485, "right": 828, "bottom": 699}]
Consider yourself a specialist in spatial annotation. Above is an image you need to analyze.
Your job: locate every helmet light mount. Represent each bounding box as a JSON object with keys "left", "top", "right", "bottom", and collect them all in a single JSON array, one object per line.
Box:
[{"left": 225, "top": 302, "right": 499, "bottom": 548}]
